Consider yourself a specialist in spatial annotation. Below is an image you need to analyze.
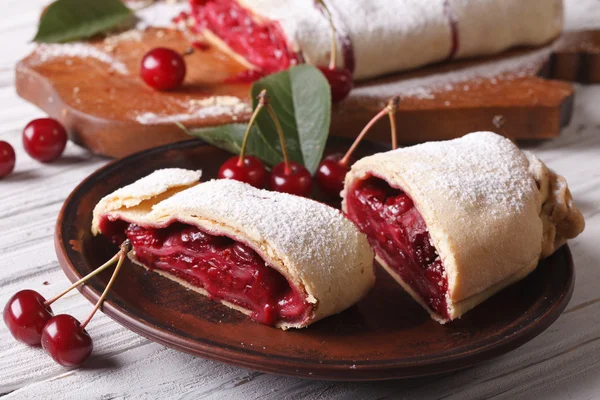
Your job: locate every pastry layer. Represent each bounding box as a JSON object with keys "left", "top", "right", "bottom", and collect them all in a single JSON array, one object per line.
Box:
[
  {"left": 342, "top": 131, "right": 584, "bottom": 322},
  {"left": 192, "top": 0, "right": 563, "bottom": 80},
  {"left": 93, "top": 174, "right": 375, "bottom": 329}
]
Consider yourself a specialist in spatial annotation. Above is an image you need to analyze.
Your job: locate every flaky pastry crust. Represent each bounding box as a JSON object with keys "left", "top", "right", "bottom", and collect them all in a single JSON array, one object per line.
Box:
[
  {"left": 93, "top": 172, "right": 375, "bottom": 329},
  {"left": 342, "top": 132, "right": 584, "bottom": 323}
]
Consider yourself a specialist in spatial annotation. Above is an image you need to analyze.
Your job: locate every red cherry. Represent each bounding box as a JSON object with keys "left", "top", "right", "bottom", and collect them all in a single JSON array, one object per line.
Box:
[
  {"left": 22, "top": 118, "right": 67, "bottom": 163},
  {"left": 318, "top": 67, "right": 353, "bottom": 103},
  {"left": 41, "top": 314, "right": 93, "bottom": 367},
  {"left": 269, "top": 161, "right": 312, "bottom": 197},
  {"left": 218, "top": 156, "right": 267, "bottom": 188},
  {"left": 141, "top": 48, "right": 186, "bottom": 91},
  {"left": 3, "top": 290, "right": 54, "bottom": 346},
  {"left": 315, "top": 153, "right": 350, "bottom": 197},
  {"left": 0, "top": 141, "right": 16, "bottom": 178}
]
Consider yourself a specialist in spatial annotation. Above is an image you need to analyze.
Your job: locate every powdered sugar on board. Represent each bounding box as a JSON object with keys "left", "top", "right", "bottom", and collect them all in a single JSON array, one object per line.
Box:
[
  {"left": 134, "top": 96, "right": 252, "bottom": 125},
  {"left": 352, "top": 46, "right": 553, "bottom": 100},
  {"left": 31, "top": 43, "right": 130, "bottom": 75},
  {"left": 381, "top": 132, "right": 534, "bottom": 219}
]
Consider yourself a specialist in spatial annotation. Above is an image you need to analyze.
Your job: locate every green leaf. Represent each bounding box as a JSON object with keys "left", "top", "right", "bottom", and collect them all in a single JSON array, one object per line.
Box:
[
  {"left": 251, "top": 65, "right": 331, "bottom": 174},
  {"left": 180, "top": 123, "right": 284, "bottom": 168},
  {"left": 33, "top": 0, "right": 134, "bottom": 43}
]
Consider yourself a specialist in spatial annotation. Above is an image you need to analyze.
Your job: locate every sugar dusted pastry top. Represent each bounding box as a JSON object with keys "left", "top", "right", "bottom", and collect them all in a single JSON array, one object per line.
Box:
[
  {"left": 93, "top": 174, "right": 375, "bottom": 328},
  {"left": 342, "top": 132, "right": 584, "bottom": 305},
  {"left": 237, "top": 0, "right": 563, "bottom": 80}
]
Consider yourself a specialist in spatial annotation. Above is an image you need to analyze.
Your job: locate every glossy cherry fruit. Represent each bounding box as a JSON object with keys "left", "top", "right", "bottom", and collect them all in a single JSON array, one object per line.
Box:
[
  {"left": 141, "top": 48, "right": 186, "bottom": 91},
  {"left": 3, "top": 289, "right": 54, "bottom": 346},
  {"left": 22, "top": 118, "right": 68, "bottom": 163},
  {"left": 319, "top": 67, "right": 353, "bottom": 103},
  {"left": 41, "top": 314, "right": 93, "bottom": 367},
  {"left": 0, "top": 141, "right": 16, "bottom": 178},
  {"left": 218, "top": 156, "right": 267, "bottom": 189},
  {"left": 269, "top": 161, "right": 312, "bottom": 197},
  {"left": 315, "top": 153, "right": 350, "bottom": 197}
]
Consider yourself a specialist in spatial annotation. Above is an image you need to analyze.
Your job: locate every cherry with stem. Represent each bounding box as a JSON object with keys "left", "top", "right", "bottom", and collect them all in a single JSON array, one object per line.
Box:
[
  {"left": 218, "top": 90, "right": 268, "bottom": 188},
  {"left": 264, "top": 92, "right": 313, "bottom": 197},
  {"left": 316, "top": 96, "right": 400, "bottom": 197},
  {"left": 4, "top": 242, "right": 126, "bottom": 349},
  {"left": 316, "top": 0, "right": 353, "bottom": 103},
  {"left": 41, "top": 240, "right": 132, "bottom": 367}
]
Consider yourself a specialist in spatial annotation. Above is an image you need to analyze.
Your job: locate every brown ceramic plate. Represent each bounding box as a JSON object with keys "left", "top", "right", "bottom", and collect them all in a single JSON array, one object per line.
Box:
[{"left": 55, "top": 138, "right": 574, "bottom": 381}]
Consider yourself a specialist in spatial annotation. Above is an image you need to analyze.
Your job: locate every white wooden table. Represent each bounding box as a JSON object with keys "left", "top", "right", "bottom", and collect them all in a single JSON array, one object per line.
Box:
[{"left": 1, "top": 1, "right": 599, "bottom": 399}]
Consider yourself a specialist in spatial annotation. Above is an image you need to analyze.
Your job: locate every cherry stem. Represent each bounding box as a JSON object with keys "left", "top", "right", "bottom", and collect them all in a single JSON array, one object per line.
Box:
[
  {"left": 44, "top": 250, "right": 122, "bottom": 307},
  {"left": 80, "top": 240, "right": 132, "bottom": 330},
  {"left": 317, "top": 0, "right": 338, "bottom": 70},
  {"left": 265, "top": 102, "right": 291, "bottom": 175},
  {"left": 238, "top": 89, "right": 267, "bottom": 164},
  {"left": 340, "top": 96, "right": 400, "bottom": 166},
  {"left": 388, "top": 96, "right": 399, "bottom": 150}
]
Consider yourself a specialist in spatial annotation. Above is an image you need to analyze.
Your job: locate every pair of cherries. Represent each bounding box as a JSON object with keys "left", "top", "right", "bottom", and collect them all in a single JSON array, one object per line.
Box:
[
  {"left": 0, "top": 118, "right": 68, "bottom": 179},
  {"left": 218, "top": 90, "right": 313, "bottom": 197},
  {"left": 3, "top": 241, "right": 130, "bottom": 367}
]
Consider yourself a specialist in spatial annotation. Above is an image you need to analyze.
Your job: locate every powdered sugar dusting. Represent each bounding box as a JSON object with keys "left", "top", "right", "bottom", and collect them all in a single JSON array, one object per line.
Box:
[
  {"left": 134, "top": 96, "right": 252, "bottom": 125},
  {"left": 33, "top": 43, "right": 129, "bottom": 74},
  {"left": 151, "top": 179, "right": 373, "bottom": 300},
  {"left": 110, "top": 168, "right": 201, "bottom": 200},
  {"left": 382, "top": 132, "right": 533, "bottom": 219},
  {"left": 154, "top": 179, "right": 364, "bottom": 267},
  {"left": 352, "top": 46, "right": 552, "bottom": 100},
  {"left": 119, "top": 178, "right": 375, "bottom": 322}
]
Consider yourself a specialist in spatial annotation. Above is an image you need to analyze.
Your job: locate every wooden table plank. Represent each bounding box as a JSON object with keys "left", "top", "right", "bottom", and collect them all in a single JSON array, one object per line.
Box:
[{"left": 1, "top": 1, "right": 599, "bottom": 399}]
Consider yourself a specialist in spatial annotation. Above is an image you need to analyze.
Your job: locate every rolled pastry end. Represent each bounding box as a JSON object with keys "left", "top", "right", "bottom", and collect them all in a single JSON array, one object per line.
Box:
[
  {"left": 93, "top": 174, "right": 375, "bottom": 329},
  {"left": 342, "top": 132, "right": 584, "bottom": 323}
]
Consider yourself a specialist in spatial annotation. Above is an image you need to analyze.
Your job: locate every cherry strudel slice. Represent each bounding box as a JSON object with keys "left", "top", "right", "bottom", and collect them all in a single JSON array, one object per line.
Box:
[
  {"left": 190, "top": 0, "right": 563, "bottom": 81},
  {"left": 342, "top": 132, "right": 584, "bottom": 323},
  {"left": 92, "top": 170, "right": 374, "bottom": 329}
]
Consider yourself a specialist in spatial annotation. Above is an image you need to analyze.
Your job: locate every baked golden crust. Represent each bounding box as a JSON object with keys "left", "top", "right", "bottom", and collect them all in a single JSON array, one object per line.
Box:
[
  {"left": 92, "top": 171, "right": 375, "bottom": 329},
  {"left": 342, "top": 132, "right": 584, "bottom": 323}
]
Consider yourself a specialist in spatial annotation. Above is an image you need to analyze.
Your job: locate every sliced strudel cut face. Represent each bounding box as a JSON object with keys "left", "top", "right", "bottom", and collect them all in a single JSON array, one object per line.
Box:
[
  {"left": 190, "top": 0, "right": 563, "bottom": 81},
  {"left": 92, "top": 171, "right": 375, "bottom": 329},
  {"left": 342, "top": 132, "right": 584, "bottom": 323}
]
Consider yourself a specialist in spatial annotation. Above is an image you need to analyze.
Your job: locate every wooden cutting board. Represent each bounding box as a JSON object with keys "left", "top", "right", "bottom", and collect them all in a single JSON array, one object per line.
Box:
[{"left": 15, "top": 28, "right": 600, "bottom": 158}]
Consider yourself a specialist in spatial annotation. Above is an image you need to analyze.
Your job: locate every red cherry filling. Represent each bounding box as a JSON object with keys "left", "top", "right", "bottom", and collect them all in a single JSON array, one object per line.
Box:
[
  {"left": 345, "top": 177, "right": 450, "bottom": 319},
  {"left": 99, "top": 219, "right": 311, "bottom": 326},
  {"left": 190, "top": 0, "right": 298, "bottom": 79}
]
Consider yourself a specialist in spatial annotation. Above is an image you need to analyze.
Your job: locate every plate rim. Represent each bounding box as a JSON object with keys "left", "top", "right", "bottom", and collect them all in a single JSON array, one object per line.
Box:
[{"left": 55, "top": 138, "right": 575, "bottom": 381}]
